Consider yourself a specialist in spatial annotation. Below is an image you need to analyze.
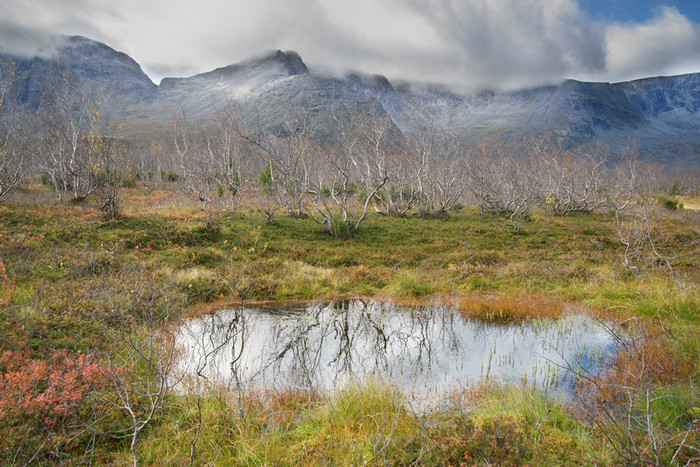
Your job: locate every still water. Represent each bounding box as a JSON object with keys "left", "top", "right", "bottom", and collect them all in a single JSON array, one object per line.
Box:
[{"left": 175, "top": 300, "right": 616, "bottom": 402}]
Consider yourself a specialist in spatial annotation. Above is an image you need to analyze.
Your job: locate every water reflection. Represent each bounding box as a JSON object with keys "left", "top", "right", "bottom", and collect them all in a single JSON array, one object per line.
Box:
[{"left": 176, "top": 301, "right": 615, "bottom": 402}]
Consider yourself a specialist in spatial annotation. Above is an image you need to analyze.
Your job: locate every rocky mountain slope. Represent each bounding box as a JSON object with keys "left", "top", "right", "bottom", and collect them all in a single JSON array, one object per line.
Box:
[
  {"left": 3, "top": 35, "right": 699, "bottom": 165},
  {"left": 9, "top": 36, "right": 156, "bottom": 110}
]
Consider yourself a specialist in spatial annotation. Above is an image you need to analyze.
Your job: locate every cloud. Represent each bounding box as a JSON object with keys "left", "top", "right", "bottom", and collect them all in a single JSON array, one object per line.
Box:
[
  {"left": 604, "top": 6, "right": 700, "bottom": 81},
  {"left": 0, "top": 0, "right": 115, "bottom": 56},
  {"left": 401, "top": 0, "right": 606, "bottom": 88},
  {"left": 0, "top": 0, "right": 698, "bottom": 89}
]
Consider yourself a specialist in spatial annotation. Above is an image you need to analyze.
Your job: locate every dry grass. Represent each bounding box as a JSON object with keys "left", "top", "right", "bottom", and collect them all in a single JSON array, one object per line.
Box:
[
  {"left": 251, "top": 387, "right": 322, "bottom": 428},
  {"left": 456, "top": 292, "right": 569, "bottom": 322},
  {"left": 679, "top": 195, "right": 700, "bottom": 211},
  {"left": 274, "top": 260, "right": 349, "bottom": 298},
  {"left": 578, "top": 323, "right": 694, "bottom": 408},
  {"left": 571, "top": 323, "right": 700, "bottom": 465}
]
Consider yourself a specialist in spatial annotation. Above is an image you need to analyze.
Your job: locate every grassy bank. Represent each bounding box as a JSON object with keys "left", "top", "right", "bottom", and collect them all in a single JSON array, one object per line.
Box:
[
  {"left": 2, "top": 189, "right": 697, "bottom": 305},
  {"left": 0, "top": 185, "right": 698, "bottom": 464},
  {"left": 116, "top": 381, "right": 612, "bottom": 466}
]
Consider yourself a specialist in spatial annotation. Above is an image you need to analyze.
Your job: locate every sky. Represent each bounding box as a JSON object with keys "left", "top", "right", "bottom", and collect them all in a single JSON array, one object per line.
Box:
[{"left": 1, "top": 0, "right": 699, "bottom": 90}]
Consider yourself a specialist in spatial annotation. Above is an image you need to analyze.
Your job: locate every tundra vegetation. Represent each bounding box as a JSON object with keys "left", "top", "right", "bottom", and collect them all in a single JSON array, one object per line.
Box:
[{"left": 0, "top": 92, "right": 699, "bottom": 465}]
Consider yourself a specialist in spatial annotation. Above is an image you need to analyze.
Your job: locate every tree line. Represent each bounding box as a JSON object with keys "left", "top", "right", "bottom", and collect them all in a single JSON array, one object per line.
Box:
[{"left": 1, "top": 59, "right": 698, "bottom": 237}]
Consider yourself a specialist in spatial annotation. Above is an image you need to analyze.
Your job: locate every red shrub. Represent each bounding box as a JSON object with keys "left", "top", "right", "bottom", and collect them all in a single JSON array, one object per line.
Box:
[{"left": 0, "top": 349, "right": 111, "bottom": 427}]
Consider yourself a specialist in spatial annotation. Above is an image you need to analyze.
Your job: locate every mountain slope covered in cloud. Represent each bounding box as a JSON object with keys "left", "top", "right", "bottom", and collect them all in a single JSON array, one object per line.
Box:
[
  {"left": 11, "top": 36, "right": 157, "bottom": 110},
  {"left": 3, "top": 35, "right": 700, "bottom": 165}
]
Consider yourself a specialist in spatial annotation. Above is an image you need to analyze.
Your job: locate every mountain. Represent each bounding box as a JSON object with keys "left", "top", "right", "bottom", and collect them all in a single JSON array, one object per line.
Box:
[
  {"left": 2, "top": 35, "right": 699, "bottom": 165},
  {"left": 8, "top": 36, "right": 157, "bottom": 113},
  {"left": 347, "top": 73, "right": 700, "bottom": 163},
  {"left": 155, "top": 50, "right": 309, "bottom": 117},
  {"left": 105, "top": 47, "right": 404, "bottom": 141}
]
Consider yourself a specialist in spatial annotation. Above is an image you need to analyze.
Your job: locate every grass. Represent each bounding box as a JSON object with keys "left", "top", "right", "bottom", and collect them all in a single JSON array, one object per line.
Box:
[
  {"left": 386, "top": 269, "right": 434, "bottom": 297},
  {"left": 442, "top": 383, "right": 611, "bottom": 465},
  {"left": 114, "top": 381, "right": 419, "bottom": 465},
  {"left": 115, "top": 380, "right": 616, "bottom": 466},
  {"left": 274, "top": 260, "right": 348, "bottom": 298},
  {"left": 679, "top": 195, "right": 700, "bottom": 211},
  {"left": 4, "top": 193, "right": 688, "bottom": 308},
  {"left": 457, "top": 291, "right": 568, "bottom": 322},
  {"left": 1, "top": 184, "right": 698, "bottom": 464}
]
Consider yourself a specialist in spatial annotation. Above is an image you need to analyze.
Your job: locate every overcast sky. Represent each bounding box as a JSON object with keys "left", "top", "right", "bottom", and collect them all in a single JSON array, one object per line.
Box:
[{"left": 1, "top": 0, "right": 699, "bottom": 90}]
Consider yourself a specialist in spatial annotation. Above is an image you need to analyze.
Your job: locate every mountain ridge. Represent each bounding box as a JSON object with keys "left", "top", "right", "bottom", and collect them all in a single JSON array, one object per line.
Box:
[{"left": 2, "top": 35, "right": 699, "bottom": 165}]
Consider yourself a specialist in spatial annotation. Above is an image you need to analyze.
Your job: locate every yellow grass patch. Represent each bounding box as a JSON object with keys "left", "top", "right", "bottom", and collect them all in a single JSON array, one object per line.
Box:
[
  {"left": 456, "top": 292, "right": 570, "bottom": 322},
  {"left": 275, "top": 260, "right": 348, "bottom": 297},
  {"left": 679, "top": 196, "right": 700, "bottom": 211}
]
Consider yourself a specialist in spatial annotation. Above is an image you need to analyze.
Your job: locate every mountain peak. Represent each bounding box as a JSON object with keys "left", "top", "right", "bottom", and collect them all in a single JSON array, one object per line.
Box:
[
  {"left": 346, "top": 72, "right": 394, "bottom": 93},
  {"left": 7, "top": 34, "right": 156, "bottom": 109},
  {"left": 236, "top": 49, "right": 308, "bottom": 76},
  {"left": 161, "top": 49, "right": 309, "bottom": 85},
  {"left": 274, "top": 50, "right": 308, "bottom": 75},
  {"left": 65, "top": 34, "right": 101, "bottom": 45}
]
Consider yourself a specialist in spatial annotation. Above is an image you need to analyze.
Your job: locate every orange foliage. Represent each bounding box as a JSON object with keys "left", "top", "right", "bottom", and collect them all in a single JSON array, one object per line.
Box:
[
  {"left": 457, "top": 292, "right": 568, "bottom": 322},
  {"left": 576, "top": 328, "right": 689, "bottom": 410},
  {"left": 0, "top": 349, "right": 112, "bottom": 427}
]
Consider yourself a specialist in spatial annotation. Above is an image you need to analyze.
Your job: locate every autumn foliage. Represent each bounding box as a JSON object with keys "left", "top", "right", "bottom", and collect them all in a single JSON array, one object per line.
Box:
[
  {"left": 0, "top": 349, "right": 110, "bottom": 425},
  {"left": 0, "top": 349, "right": 113, "bottom": 462}
]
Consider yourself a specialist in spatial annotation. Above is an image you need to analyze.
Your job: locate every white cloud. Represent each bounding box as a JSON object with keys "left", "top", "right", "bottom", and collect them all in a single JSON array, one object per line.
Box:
[
  {"left": 401, "top": 0, "right": 606, "bottom": 88},
  {"left": 603, "top": 6, "right": 700, "bottom": 82},
  {"left": 0, "top": 0, "right": 698, "bottom": 89}
]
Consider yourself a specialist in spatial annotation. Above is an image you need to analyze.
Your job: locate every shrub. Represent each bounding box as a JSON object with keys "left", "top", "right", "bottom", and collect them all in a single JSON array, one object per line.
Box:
[
  {"left": 160, "top": 170, "right": 180, "bottom": 183},
  {"left": 670, "top": 181, "right": 679, "bottom": 196},
  {"left": 657, "top": 194, "right": 683, "bottom": 210},
  {"left": 0, "top": 349, "right": 113, "bottom": 463},
  {"left": 122, "top": 175, "right": 137, "bottom": 188},
  {"left": 329, "top": 217, "right": 353, "bottom": 239},
  {"left": 259, "top": 159, "right": 274, "bottom": 194}
]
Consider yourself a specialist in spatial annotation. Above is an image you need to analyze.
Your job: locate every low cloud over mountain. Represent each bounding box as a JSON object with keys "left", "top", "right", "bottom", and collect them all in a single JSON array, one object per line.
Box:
[
  {"left": 2, "top": 35, "right": 700, "bottom": 165},
  {"left": 1, "top": 0, "right": 699, "bottom": 90}
]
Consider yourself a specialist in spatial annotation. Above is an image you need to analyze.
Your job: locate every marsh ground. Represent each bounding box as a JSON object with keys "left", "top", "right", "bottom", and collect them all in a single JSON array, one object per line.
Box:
[{"left": 0, "top": 184, "right": 698, "bottom": 464}]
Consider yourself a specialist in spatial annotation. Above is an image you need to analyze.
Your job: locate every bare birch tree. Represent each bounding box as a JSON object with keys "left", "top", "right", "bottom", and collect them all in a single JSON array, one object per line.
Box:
[
  {"left": 611, "top": 147, "right": 693, "bottom": 292},
  {"left": 257, "top": 116, "right": 315, "bottom": 219},
  {"left": 38, "top": 63, "right": 96, "bottom": 202},
  {"left": 206, "top": 101, "right": 249, "bottom": 213},
  {"left": 0, "top": 50, "right": 25, "bottom": 202},
  {"left": 173, "top": 112, "right": 224, "bottom": 229},
  {"left": 303, "top": 104, "right": 389, "bottom": 237},
  {"left": 539, "top": 142, "right": 609, "bottom": 216},
  {"left": 468, "top": 139, "right": 540, "bottom": 229},
  {"left": 414, "top": 129, "right": 468, "bottom": 218}
]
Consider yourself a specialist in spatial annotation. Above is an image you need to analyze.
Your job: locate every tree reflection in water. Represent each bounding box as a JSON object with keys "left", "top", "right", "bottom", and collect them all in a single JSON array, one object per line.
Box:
[{"left": 176, "top": 300, "right": 615, "bottom": 404}]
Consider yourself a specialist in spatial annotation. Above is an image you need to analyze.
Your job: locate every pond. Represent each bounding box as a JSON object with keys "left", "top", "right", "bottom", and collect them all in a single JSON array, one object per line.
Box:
[{"left": 175, "top": 300, "right": 617, "bottom": 404}]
